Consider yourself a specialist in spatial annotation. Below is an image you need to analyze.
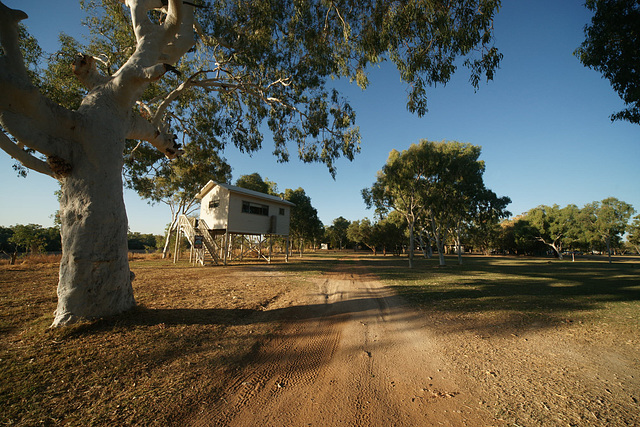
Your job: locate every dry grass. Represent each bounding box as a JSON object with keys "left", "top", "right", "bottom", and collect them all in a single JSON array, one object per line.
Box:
[
  {"left": 0, "top": 251, "right": 167, "bottom": 267},
  {"left": 0, "top": 253, "right": 62, "bottom": 266},
  {"left": 0, "top": 256, "right": 314, "bottom": 426}
]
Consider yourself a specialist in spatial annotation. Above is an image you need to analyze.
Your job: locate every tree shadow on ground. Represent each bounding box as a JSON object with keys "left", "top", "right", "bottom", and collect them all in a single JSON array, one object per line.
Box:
[
  {"left": 362, "top": 255, "right": 640, "bottom": 335},
  {"left": 65, "top": 255, "right": 640, "bottom": 339}
]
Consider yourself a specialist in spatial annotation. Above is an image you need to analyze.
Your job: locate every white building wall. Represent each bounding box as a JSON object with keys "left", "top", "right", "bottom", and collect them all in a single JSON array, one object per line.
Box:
[
  {"left": 199, "top": 186, "right": 230, "bottom": 229},
  {"left": 227, "top": 193, "right": 291, "bottom": 235}
]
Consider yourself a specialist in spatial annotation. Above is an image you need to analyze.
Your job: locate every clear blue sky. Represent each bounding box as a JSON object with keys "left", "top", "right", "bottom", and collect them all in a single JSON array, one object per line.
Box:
[{"left": 1, "top": 0, "right": 638, "bottom": 234}]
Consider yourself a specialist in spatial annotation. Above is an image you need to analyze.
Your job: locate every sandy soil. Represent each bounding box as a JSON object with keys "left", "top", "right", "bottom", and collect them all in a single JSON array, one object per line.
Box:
[
  {"left": 184, "top": 261, "right": 640, "bottom": 426},
  {"left": 1, "top": 256, "right": 638, "bottom": 425}
]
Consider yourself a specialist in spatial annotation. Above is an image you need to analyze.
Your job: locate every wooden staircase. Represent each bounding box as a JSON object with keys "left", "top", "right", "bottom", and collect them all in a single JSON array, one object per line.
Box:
[{"left": 178, "top": 215, "right": 222, "bottom": 265}]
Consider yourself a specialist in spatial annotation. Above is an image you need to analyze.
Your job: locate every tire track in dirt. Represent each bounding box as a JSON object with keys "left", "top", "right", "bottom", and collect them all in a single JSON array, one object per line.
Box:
[{"left": 189, "top": 261, "right": 496, "bottom": 426}]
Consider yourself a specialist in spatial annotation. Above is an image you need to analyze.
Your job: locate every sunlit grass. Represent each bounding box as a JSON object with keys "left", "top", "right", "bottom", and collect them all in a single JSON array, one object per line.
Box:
[{"left": 360, "top": 254, "right": 640, "bottom": 334}]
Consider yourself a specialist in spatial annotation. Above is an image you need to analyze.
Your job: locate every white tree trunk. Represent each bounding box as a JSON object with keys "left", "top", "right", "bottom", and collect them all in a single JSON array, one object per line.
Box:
[
  {"left": 431, "top": 217, "right": 446, "bottom": 266},
  {"left": 406, "top": 219, "right": 415, "bottom": 269},
  {"left": 162, "top": 216, "right": 178, "bottom": 259},
  {"left": 53, "top": 108, "right": 135, "bottom": 326},
  {"left": 536, "top": 236, "right": 564, "bottom": 260},
  {"left": 417, "top": 233, "right": 429, "bottom": 259}
]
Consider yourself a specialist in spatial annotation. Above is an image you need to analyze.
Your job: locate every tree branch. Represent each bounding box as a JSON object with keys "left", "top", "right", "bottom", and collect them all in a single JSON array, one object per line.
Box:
[
  {"left": 150, "top": 70, "right": 210, "bottom": 125},
  {"left": 160, "top": 0, "right": 196, "bottom": 64},
  {"left": 0, "top": 2, "right": 76, "bottom": 159},
  {"left": 0, "top": 2, "right": 29, "bottom": 84},
  {"left": 125, "top": 0, "right": 195, "bottom": 65},
  {"left": 162, "top": 0, "right": 182, "bottom": 38},
  {"left": 127, "top": 112, "right": 184, "bottom": 159},
  {"left": 0, "top": 109, "right": 74, "bottom": 160},
  {"left": 0, "top": 130, "right": 55, "bottom": 178},
  {"left": 72, "top": 54, "right": 110, "bottom": 90},
  {"left": 126, "top": 0, "right": 163, "bottom": 47}
]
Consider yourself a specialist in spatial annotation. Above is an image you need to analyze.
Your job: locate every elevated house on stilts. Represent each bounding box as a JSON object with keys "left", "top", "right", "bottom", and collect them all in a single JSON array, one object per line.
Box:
[{"left": 175, "top": 181, "right": 295, "bottom": 265}]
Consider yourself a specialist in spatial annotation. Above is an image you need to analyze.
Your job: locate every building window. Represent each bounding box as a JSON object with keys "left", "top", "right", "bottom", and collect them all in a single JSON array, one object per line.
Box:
[
  {"left": 242, "top": 201, "right": 269, "bottom": 216},
  {"left": 279, "top": 208, "right": 285, "bottom": 216},
  {"left": 209, "top": 199, "right": 220, "bottom": 209}
]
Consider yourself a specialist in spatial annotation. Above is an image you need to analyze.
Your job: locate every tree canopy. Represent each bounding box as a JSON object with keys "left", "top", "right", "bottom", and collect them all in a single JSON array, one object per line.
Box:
[
  {"left": 363, "top": 140, "right": 508, "bottom": 267},
  {"left": 4, "top": 0, "right": 505, "bottom": 180},
  {"left": 498, "top": 198, "right": 636, "bottom": 259},
  {"left": 235, "top": 173, "right": 278, "bottom": 196},
  {"left": 576, "top": 0, "right": 640, "bottom": 124},
  {"left": 628, "top": 214, "right": 640, "bottom": 254},
  {"left": 581, "top": 197, "right": 635, "bottom": 262},
  {"left": 526, "top": 204, "right": 580, "bottom": 259},
  {"left": 325, "top": 216, "right": 351, "bottom": 250},
  {"left": 284, "top": 187, "right": 323, "bottom": 254}
]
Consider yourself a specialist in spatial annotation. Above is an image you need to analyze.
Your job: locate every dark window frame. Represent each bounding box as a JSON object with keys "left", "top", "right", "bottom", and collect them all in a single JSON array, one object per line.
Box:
[{"left": 242, "top": 200, "right": 269, "bottom": 216}]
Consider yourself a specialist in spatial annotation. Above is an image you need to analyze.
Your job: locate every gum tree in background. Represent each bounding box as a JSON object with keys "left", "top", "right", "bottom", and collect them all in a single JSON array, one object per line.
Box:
[
  {"left": 581, "top": 197, "right": 635, "bottom": 263},
  {"left": 526, "top": 204, "right": 580, "bottom": 259},
  {"left": 362, "top": 145, "right": 428, "bottom": 268},
  {"left": 0, "top": 0, "right": 502, "bottom": 326},
  {"left": 347, "top": 218, "right": 378, "bottom": 254},
  {"left": 326, "top": 217, "right": 351, "bottom": 250},
  {"left": 364, "top": 140, "right": 509, "bottom": 267},
  {"left": 466, "top": 188, "right": 511, "bottom": 255},
  {"left": 376, "top": 211, "right": 407, "bottom": 256},
  {"left": 284, "top": 188, "right": 323, "bottom": 256},
  {"left": 628, "top": 215, "right": 640, "bottom": 254}
]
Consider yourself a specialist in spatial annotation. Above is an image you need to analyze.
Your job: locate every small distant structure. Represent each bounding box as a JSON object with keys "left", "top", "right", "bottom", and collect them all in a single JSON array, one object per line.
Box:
[{"left": 175, "top": 181, "right": 295, "bottom": 265}]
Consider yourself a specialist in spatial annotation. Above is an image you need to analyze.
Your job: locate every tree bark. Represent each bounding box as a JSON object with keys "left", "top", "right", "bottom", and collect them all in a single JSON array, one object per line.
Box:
[
  {"left": 535, "top": 235, "right": 564, "bottom": 260},
  {"left": 53, "top": 110, "right": 135, "bottom": 327},
  {"left": 431, "top": 217, "right": 446, "bottom": 266},
  {"left": 408, "top": 219, "right": 415, "bottom": 269},
  {"left": 162, "top": 217, "right": 178, "bottom": 259},
  {"left": 417, "top": 233, "right": 429, "bottom": 259}
]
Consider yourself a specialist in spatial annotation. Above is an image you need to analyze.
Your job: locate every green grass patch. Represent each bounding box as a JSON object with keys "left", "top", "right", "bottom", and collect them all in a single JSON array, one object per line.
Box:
[{"left": 361, "top": 254, "right": 640, "bottom": 334}]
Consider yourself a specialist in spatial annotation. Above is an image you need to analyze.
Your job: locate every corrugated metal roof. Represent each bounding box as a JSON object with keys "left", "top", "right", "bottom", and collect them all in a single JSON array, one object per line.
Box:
[{"left": 196, "top": 180, "right": 295, "bottom": 206}]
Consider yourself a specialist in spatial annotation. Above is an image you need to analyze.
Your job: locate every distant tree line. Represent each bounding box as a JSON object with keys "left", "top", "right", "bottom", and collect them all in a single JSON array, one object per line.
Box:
[
  {"left": 322, "top": 140, "right": 639, "bottom": 266},
  {"left": 234, "top": 166, "right": 639, "bottom": 264},
  {"left": 1, "top": 225, "right": 164, "bottom": 259},
  {"left": 320, "top": 197, "right": 638, "bottom": 264},
  {"left": 126, "top": 232, "right": 164, "bottom": 252},
  {"left": 0, "top": 224, "right": 62, "bottom": 256},
  {"left": 499, "top": 199, "right": 637, "bottom": 261}
]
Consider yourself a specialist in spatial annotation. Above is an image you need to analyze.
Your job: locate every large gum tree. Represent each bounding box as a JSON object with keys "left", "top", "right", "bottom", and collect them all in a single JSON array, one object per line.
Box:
[{"left": 0, "top": 0, "right": 502, "bottom": 327}]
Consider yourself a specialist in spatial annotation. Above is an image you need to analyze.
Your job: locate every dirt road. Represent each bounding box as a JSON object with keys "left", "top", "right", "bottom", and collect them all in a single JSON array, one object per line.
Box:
[{"left": 188, "top": 262, "right": 497, "bottom": 426}]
